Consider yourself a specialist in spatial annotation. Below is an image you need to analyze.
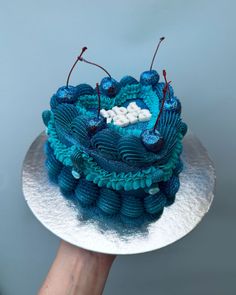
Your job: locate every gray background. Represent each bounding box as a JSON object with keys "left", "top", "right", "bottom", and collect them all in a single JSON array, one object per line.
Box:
[{"left": 0, "top": 0, "right": 235, "bottom": 294}]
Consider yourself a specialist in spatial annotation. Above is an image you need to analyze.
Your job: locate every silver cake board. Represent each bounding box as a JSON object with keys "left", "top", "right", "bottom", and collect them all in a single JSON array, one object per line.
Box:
[{"left": 21, "top": 131, "right": 215, "bottom": 255}]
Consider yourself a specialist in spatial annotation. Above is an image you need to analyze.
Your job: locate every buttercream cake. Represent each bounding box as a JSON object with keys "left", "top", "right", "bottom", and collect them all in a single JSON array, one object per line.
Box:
[{"left": 42, "top": 40, "right": 188, "bottom": 228}]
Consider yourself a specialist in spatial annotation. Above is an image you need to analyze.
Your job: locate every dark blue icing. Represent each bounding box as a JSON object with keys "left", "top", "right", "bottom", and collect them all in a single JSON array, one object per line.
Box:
[
  {"left": 70, "top": 116, "right": 91, "bottom": 147},
  {"left": 120, "top": 75, "right": 139, "bottom": 86},
  {"left": 58, "top": 166, "right": 78, "bottom": 195},
  {"left": 44, "top": 71, "right": 188, "bottom": 228},
  {"left": 45, "top": 148, "right": 63, "bottom": 182},
  {"left": 70, "top": 149, "right": 85, "bottom": 174},
  {"left": 118, "top": 135, "right": 157, "bottom": 167},
  {"left": 173, "top": 159, "right": 183, "bottom": 175},
  {"left": 121, "top": 195, "right": 144, "bottom": 218},
  {"left": 54, "top": 104, "right": 79, "bottom": 131},
  {"left": 180, "top": 122, "right": 188, "bottom": 136},
  {"left": 97, "top": 188, "right": 121, "bottom": 215},
  {"left": 144, "top": 192, "right": 167, "bottom": 214},
  {"left": 91, "top": 128, "right": 121, "bottom": 160},
  {"left": 88, "top": 151, "right": 140, "bottom": 173},
  {"left": 50, "top": 95, "right": 59, "bottom": 110},
  {"left": 159, "top": 175, "right": 180, "bottom": 197},
  {"left": 42, "top": 110, "right": 51, "bottom": 127},
  {"left": 54, "top": 104, "right": 79, "bottom": 146},
  {"left": 75, "top": 178, "right": 99, "bottom": 206},
  {"left": 44, "top": 140, "right": 179, "bottom": 227},
  {"left": 75, "top": 83, "right": 95, "bottom": 96}
]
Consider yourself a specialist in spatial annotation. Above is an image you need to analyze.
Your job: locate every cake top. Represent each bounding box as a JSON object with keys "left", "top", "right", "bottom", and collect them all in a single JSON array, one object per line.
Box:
[{"left": 42, "top": 38, "right": 187, "bottom": 192}]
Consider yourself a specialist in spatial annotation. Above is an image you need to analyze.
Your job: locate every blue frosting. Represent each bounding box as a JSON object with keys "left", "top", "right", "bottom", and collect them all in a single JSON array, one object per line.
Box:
[{"left": 43, "top": 75, "right": 188, "bottom": 227}]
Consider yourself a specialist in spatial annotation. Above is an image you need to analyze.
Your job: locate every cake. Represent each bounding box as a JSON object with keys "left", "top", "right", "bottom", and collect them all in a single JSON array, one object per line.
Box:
[{"left": 42, "top": 39, "right": 188, "bottom": 228}]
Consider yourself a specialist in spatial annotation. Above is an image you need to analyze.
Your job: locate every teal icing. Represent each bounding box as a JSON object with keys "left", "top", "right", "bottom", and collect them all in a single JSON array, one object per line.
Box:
[
  {"left": 76, "top": 93, "right": 115, "bottom": 111},
  {"left": 74, "top": 83, "right": 161, "bottom": 138},
  {"left": 114, "top": 83, "right": 141, "bottom": 106},
  {"left": 47, "top": 115, "right": 183, "bottom": 190},
  {"left": 46, "top": 83, "right": 184, "bottom": 191},
  {"left": 97, "top": 188, "right": 121, "bottom": 215}
]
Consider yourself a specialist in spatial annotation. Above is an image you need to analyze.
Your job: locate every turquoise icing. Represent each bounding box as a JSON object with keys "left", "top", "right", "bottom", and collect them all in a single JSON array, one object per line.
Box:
[
  {"left": 43, "top": 76, "right": 187, "bottom": 228},
  {"left": 46, "top": 114, "right": 183, "bottom": 191},
  {"left": 44, "top": 143, "right": 180, "bottom": 226}
]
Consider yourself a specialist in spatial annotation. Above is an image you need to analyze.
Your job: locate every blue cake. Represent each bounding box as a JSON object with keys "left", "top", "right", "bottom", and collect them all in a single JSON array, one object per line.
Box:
[{"left": 42, "top": 42, "right": 188, "bottom": 228}]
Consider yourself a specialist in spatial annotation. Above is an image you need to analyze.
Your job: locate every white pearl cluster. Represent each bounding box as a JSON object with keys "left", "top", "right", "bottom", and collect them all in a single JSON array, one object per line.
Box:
[{"left": 100, "top": 102, "right": 152, "bottom": 127}]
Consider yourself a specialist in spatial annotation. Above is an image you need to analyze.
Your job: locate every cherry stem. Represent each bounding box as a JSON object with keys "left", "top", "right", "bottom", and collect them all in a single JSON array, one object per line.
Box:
[
  {"left": 150, "top": 37, "right": 165, "bottom": 71},
  {"left": 163, "top": 69, "right": 171, "bottom": 99},
  {"left": 66, "top": 47, "right": 87, "bottom": 88},
  {"left": 153, "top": 70, "right": 170, "bottom": 130},
  {"left": 79, "top": 57, "right": 111, "bottom": 78},
  {"left": 96, "top": 83, "right": 101, "bottom": 118}
]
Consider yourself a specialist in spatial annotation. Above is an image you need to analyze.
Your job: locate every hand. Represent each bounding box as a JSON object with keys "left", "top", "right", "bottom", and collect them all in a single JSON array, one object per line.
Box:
[{"left": 38, "top": 240, "right": 116, "bottom": 295}]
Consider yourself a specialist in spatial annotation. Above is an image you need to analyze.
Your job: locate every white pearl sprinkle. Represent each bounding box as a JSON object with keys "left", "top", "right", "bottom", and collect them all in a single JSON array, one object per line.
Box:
[
  {"left": 100, "top": 109, "right": 108, "bottom": 118},
  {"left": 71, "top": 170, "right": 81, "bottom": 179},
  {"left": 148, "top": 187, "right": 160, "bottom": 195},
  {"left": 99, "top": 102, "right": 152, "bottom": 128}
]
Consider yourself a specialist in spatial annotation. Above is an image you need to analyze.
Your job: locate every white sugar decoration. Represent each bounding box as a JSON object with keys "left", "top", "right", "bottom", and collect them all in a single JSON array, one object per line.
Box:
[
  {"left": 99, "top": 102, "right": 152, "bottom": 127},
  {"left": 113, "top": 115, "right": 129, "bottom": 127},
  {"left": 100, "top": 109, "right": 108, "bottom": 118},
  {"left": 126, "top": 113, "right": 138, "bottom": 124},
  {"left": 107, "top": 110, "right": 116, "bottom": 118},
  {"left": 138, "top": 109, "right": 152, "bottom": 122},
  {"left": 106, "top": 117, "right": 112, "bottom": 124},
  {"left": 118, "top": 107, "right": 127, "bottom": 114}
]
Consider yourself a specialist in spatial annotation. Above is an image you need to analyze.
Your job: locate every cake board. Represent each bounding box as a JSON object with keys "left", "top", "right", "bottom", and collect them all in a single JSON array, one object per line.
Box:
[{"left": 21, "top": 131, "right": 215, "bottom": 255}]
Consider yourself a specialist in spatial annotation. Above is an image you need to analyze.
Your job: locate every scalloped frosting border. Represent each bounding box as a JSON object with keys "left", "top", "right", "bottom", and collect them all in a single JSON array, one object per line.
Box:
[{"left": 47, "top": 115, "right": 183, "bottom": 191}]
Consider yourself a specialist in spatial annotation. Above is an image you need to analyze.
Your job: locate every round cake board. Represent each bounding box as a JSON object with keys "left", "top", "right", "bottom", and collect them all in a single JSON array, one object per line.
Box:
[{"left": 21, "top": 132, "right": 215, "bottom": 255}]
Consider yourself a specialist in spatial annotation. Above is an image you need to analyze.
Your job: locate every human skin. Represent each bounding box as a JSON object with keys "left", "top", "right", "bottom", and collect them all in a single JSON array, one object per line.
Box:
[{"left": 38, "top": 240, "right": 116, "bottom": 295}]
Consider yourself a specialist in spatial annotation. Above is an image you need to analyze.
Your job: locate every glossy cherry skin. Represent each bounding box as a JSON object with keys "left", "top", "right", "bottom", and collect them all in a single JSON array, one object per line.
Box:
[
  {"left": 87, "top": 117, "right": 107, "bottom": 135},
  {"left": 55, "top": 85, "right": 78, "bottom": 103},
  {"left": 100, "top": 77, "right": 120, "bottom": 98},
  {"left": 163, "top": 96, "right": 181, "bottom": 113},
  {"left": 140, "top": 70, "right": 160, "bottom": 86},
  {"left": 141, "top": 129, "right": 164, "bottom": 152}
]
